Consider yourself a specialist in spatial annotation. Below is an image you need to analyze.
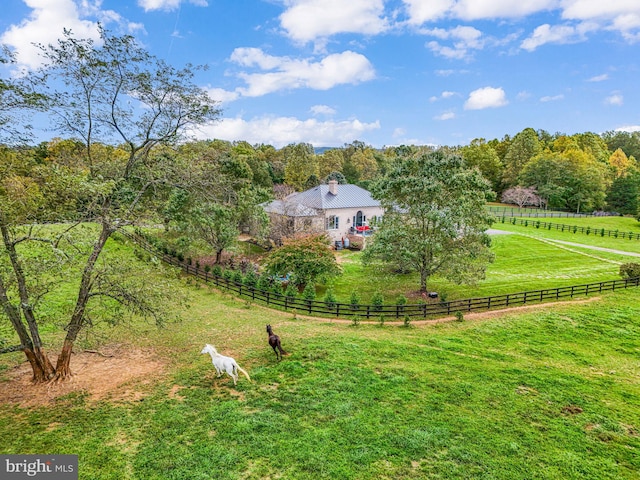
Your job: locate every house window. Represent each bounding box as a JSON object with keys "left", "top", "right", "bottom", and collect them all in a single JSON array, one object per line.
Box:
[{"left": 326, "top": 215, "right": 339, "bottom": 230}]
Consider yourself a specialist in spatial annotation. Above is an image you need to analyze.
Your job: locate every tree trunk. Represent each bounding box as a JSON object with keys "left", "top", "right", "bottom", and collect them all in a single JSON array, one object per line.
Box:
[
  {"left": 420, "top": 270, "right": 428, "bottom": 294},
  {"left": 54, "top": 340, "right": 74, "bottom": 380},
  {"left": 216, "top": 249, "right": 223, "bottom": 264},
  {"left": 24, "top": 346, "right": 56, "bottom": 382},
  {"left": 54, "top": 220, "right": 113, "bottom": 380},
  {"left": 0, "top": 222, "right": 56, "bottom": 382}
]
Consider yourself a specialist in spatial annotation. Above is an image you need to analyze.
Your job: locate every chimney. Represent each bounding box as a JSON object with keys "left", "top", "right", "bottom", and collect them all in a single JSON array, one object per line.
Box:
[{"left": 328, "top": 179, "right": 338, "bottom": 195}]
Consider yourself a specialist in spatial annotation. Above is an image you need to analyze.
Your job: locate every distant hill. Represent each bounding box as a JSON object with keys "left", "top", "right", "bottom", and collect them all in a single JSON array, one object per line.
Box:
[{"left": 314, "top": 146, "right": 339, "bottom": 154}]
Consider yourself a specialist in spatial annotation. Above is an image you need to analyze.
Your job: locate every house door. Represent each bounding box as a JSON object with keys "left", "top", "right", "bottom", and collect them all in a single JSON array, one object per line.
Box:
[{"left": 353, "top": 211, "right": 365, "bottom": 227}]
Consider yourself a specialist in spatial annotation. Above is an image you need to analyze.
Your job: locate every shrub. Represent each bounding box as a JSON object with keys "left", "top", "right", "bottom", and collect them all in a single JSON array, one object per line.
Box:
[
  {"left": 302, "top": 283, "right": 316, "bottom": 303},
  {"left": 619, "top": 263, "right": 640, "bottom": 279},
  {"left": 350, "top": 290, "right": 361, "bottom": 311},
  {"left": 324, "top": 289, "right": 337, "bottom": 309},
  {"left": 244, "top": 270, "right": 259, "bottom": 288},
  {"left": 232, "top": 270, "right": 244, "bottom": 284},
  {"left": 371, "top": 291, "right": 384, "bottom": 312},
  {"left": 396, "top": 294, "right": 407, "bottom": 314},
  {"left": 352, "top": 315, "right": 361, "bottom": 327},
  {"left": 403, "top": 315, "right": 411, "bottom": 328},
  {"left": 284, "top": 282, "right": 298, "bottom": 300},
  {"left": 455, "top": 311, "right": 464, "bottom": 322},
  {"left": 256, "top": 274, "right": 270, "bottom": 292}
]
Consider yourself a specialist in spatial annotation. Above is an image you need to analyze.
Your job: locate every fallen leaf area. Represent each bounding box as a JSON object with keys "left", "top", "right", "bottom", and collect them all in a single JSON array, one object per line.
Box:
[{"left": 0, "top": 346, "right": 166, "bottom": 408}]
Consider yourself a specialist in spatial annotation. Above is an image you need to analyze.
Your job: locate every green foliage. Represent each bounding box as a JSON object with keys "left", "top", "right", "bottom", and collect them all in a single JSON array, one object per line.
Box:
[
  {"left": 302, "top": 282, "right": 316, "bottom": 302},
  {"left": 244, "top": 270, "right": 258, "bottom": 288},
  {"left": 232, "top": 270, "right": 244, "bottom": 284},
  {"left": 323, "top": 288, "right": 337, "bottom": 309},
  {"left": 619, "top": 263, "right": 640, "bottom": 279},
  {"left": 371, "top": 291, "right": 384, "bottom": 311},
  {"left": 284, "top": 282, "right": 298, "bottom": 300},
  {"left": 455, "top": 311, "right": 465, "bottom": 322},
  {"left": 256, "top": 273, "right": 271, "bottom": 292},
  {"left": 263, "top": 233, "right": 341, "bottom": 286},
  {"left": 349, "top": 290, "right": 361, "bottom": 311},
  {"left": 364, "top": 150, "right": 495, "bottom": 293}
]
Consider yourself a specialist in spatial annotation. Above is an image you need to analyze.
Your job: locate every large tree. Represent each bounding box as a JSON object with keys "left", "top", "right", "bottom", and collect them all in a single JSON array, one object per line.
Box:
[
  {"left": 1, "top": 27, "right": 220, "bottom": 381},
  {"left": 502, "top": 128, "right": 542, "bottom": 187},
  {"left": 263, "top": 233, "right": 341, "bottom": 288},
  {"left": 460, "top": 138, "right": 504, "bottom": 194},
  {"left": 520, "top": 149, "right": 608, "bottom": 213},
  {"left": 363, "top": 150, "right": 495, "bottom": 293}
]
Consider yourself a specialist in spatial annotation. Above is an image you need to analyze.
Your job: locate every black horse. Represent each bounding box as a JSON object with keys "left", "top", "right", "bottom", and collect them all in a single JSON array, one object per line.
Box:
[{"left": 266, "top": 324, "right": 287, "bottom": 360}]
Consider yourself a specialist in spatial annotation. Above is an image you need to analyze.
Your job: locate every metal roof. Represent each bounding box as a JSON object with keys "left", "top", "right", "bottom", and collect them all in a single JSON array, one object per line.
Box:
[
  {"left": 287, "top": 184, "right": 380, "bottom": 210},
  {"left": 262, "top": 199, "right": 319, "bottom": 217}
]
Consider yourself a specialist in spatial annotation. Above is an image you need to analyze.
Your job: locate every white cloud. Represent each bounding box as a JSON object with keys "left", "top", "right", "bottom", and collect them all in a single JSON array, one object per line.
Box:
[
  {"left": 464, "top": 86, "right": 508, "bottom": 110},
  {"left": 516, "top": 90, "right": 532, "bottom": 100},
  {"left": 310, "top": 105, "right": 336, "bottom": 116},
  {"left": 434, "top": 112, "right": 456, "bottom": 120},
  {"left": 0, "top": 0, "right": 141, "bottom": 72},
  {"left": 274, "top": 1, "right": 640, "bottom": 49},
  {"left": 204, "top": 87, "right": 240, "bottom": 104},
  {"left": 403, "top": 0, "right": 455, "bottom": 24},
  {"left": 540, "top": 94, "right": 565, "bottom": 102},
  {"left": 138, "top": 0, "right": 207, "bottom": 12},
  {"left": 452, "top": 0, "right": 558, "bottom": 21},
  {"left": 229, "top": 48, "right": 376, "bottom": 97},
  {"left": 587, "top": 73, "right": 609, "bottom": 82},
  {"left": 1, "top": 0, "right": 100, "bottom": 71},
  {"left": 616, "top": 125, "right": 640, "bottom": 132},
  {"left": 520, "top": 22, "right": 596, "bottom": 50},
  {"left": 279, "top": 0, "right": 389, "bottom": 45},
  {"left": 195, "top": 115, "right": 380, "bottom": 148},
  {"left": 403, "top": 0, "right": 557, "bottom": 23},
  {"left": 605, "top": 93, "right": 623, "bottom": 105},
  {"left": 424, "top": 25, "right": 484, "bottom": 58},
  {"left": 430, "top": 90, "right": 458, "bottom": 102}
]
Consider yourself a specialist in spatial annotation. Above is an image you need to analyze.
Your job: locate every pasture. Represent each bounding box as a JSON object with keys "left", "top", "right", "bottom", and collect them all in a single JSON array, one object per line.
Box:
[{"left": 0, "top": 218, "right": 639, "bottom": 479}]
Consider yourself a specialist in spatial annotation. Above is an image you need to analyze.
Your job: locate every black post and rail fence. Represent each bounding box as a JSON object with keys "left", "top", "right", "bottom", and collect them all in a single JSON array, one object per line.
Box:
[
  {"left": 494, "top": 215, "right": 640, "bottom": 240},
  {"left": 118, "top": 229, "right": 640, "bottom": 321}
]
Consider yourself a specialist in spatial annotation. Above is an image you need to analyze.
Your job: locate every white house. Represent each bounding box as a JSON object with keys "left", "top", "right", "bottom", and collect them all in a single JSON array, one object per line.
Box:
[{"left": 264, "top": 180, "right": 383, "bottom": 244}]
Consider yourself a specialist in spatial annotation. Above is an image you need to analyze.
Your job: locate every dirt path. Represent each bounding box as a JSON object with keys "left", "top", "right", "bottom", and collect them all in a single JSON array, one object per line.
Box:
[{"left": 0, "top": 345, "right": 166, "bottom": 408}]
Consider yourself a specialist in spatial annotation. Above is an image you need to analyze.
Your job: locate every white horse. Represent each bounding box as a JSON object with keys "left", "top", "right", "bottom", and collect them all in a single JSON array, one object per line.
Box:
[{"left": 200, "top": 344, "right": 251, "bottom": 386}]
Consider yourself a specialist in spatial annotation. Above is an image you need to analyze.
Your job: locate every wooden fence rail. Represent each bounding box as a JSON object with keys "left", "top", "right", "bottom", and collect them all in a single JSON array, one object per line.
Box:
[
  {"left": 495, "top": 216, "right": 640, "bottom": 240},
  {"left": 118, "top": 229, "right": 640, "bottom": 320}
]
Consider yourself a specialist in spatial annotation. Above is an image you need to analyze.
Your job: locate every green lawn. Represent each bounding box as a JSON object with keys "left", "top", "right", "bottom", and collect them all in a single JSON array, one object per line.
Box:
[
  {"left": 328, "top": 232, "right": 629, "bottom": 303},
  {"left": 1, "top": 220, "right": 640, "bottom": 479},
  {"left": 1, "top": 283, "right": 639, "bottom": 479}
]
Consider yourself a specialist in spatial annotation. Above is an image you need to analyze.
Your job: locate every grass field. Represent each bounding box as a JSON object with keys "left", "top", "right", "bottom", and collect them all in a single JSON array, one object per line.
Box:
[
  {"left": 1, "top": 218, "right": 640, "bottom": 479},
  {"left": 328, "top": 227, "right": 636, "bottom": 303}
]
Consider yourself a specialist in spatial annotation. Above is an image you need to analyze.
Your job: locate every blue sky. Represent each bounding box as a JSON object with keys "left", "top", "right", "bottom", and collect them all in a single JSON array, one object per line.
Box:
[{"left": 1, "top": 0, "right": 639, "bottom": 148}]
